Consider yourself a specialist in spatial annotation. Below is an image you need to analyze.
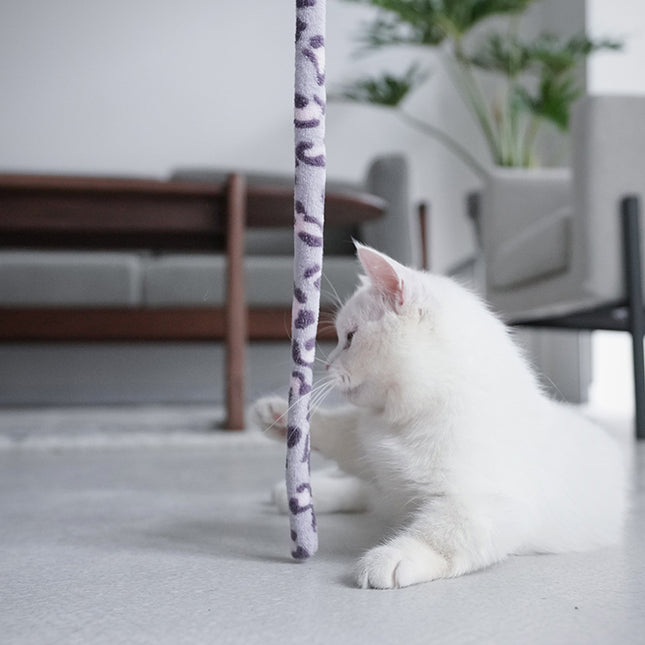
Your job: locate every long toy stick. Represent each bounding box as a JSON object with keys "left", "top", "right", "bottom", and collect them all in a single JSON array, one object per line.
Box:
[{"left": 286, "top": 0, "right": 326, "bottom": 560}]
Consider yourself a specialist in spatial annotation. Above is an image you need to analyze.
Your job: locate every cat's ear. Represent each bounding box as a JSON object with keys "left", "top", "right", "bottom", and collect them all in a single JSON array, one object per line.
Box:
[{"left": 355, "top": 243, "right": 406, "bottom": 310}]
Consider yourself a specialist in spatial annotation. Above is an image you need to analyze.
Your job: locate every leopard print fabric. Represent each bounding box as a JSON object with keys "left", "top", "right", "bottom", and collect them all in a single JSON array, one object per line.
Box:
[{"left": 286, "top": 0, "right": 326, "bottom": 560}]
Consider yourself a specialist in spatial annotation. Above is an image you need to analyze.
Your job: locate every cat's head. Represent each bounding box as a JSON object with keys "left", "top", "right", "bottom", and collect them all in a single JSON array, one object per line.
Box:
[{"left": 326, "top": 244, "right": 500, "bottom": 416}]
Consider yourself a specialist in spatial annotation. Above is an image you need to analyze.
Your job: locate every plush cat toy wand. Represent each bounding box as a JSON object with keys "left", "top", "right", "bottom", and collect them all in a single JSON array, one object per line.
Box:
[{"left": 286, "top": 0, "right": 327, "bottom": 560}]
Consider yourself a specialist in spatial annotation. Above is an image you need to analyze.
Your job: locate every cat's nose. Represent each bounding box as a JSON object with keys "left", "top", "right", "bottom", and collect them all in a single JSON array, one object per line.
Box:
[{"left": 325, "top": 363, "right": 330, "bottom": 371}]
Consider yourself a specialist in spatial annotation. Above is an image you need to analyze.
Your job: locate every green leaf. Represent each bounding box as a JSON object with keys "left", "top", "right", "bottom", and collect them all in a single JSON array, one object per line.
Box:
[
  {"left": 329, "top": 63, "right": 430, "bottom": 107},
  {"left": 446, "top": 0, "right": 538, "bottom": 35},
  {"left": 470, "top": 32, "right": 622, "bottom": 77},
  {"left": 356, "top": 13, "right": 446, "bottom": 50},
  {"left": 341, "top": 0, "right": 541, "bottom": 48},
  {"left": 528, "top": 33, "right": 622, "bottom": 76},
  {"left": 469, "top": 33, "right": 532, "bottom": 76},
  {"left": 515, "top": 73, "right": 582, "bottom": 130}
]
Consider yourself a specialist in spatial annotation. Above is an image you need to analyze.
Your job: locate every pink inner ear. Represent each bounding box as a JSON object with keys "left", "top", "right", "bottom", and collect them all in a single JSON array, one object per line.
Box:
[{"left": 357, "top": 246, "right": 403, "bottom": 304}]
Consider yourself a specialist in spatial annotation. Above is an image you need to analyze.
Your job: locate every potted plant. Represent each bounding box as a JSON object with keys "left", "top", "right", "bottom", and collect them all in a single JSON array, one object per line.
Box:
[
  {"left": 332, "top": 0, "right": 621, "bottom": 286},
  {"left": 333, "top": 0, "right": 621, "bottom": 175}
]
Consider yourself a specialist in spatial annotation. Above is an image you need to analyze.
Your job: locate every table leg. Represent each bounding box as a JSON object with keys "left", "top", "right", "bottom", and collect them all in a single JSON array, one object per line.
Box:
[{"left": 225, "top": 173, "right": 247, "bottom": 430}]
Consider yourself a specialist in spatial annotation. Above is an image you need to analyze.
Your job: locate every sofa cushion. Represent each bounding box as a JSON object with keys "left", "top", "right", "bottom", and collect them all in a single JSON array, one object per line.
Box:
[
  {"left": 142, "top": 254, "right": 359, "bottom": 308},
  {"left": 0, "top": 251, "right": 142, "bottom": 306}
]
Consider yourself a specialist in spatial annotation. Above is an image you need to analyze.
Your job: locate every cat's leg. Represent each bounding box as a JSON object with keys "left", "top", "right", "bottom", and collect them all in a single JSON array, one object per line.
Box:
[
  {"left": 271, "top": 467, "right": 370, "bottom": 514},
  {"left": 251, "top": 396, "right": 364, "bottom": 474},
  {"left": 251, "top": 397, "right": 369, "bottom": 513},
  {"left": 356, "top": 496, "right": 513, "bottom": 589},
  {"left": 356, "top": 535, "right": 449, "bottom": 589}
]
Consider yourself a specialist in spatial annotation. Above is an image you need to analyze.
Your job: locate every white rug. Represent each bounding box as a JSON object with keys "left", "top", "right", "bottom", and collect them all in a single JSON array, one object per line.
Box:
[
  {"left": 0, "top": 405, "right": 272, "bottom": 450},
  {"left": 0, "top": 402, "right": 635, "bottom": 453}
]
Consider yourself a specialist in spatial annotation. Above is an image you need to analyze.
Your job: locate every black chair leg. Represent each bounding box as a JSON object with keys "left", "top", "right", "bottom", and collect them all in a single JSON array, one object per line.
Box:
[{"left": 622, "top": 195, "right": 645, "bottom": 440}]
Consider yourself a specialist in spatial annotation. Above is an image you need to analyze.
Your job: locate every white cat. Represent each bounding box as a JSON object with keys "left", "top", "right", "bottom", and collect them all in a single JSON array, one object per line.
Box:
[{"left": 252, "top": 244, "right": 628, "bottom": 589}]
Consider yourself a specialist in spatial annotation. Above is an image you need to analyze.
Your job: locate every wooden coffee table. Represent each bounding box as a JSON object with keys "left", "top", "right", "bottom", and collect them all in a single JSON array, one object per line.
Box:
[{"left": 0, "top": 173, "right": 385, "bottom": 429}]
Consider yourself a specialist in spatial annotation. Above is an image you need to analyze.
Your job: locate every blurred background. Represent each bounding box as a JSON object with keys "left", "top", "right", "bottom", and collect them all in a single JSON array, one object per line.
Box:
[{"left": 0, "top": 0, "right": 643, "bottom": 419}]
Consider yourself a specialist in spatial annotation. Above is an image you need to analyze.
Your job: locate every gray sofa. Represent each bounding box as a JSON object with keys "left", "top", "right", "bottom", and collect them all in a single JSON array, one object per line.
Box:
[{"left": 0, "top": 155, "right": 414, "bottom": 313}]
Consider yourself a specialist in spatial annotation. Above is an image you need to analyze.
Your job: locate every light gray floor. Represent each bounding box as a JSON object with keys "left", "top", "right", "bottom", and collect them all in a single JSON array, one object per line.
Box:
[{"left": 1, "top": 407, "right": 644, "bottom": 645}]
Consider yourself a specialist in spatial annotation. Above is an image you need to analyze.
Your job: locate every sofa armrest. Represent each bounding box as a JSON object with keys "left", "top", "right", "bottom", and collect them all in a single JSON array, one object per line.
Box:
[{"left": 361, "top": 155, "right": 416, "bottom": 267}]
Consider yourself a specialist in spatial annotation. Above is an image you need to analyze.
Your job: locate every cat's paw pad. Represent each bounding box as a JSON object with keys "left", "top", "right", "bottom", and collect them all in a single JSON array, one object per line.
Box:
[
  {"left": 356, "top": 537, "right": 447, "bottom": 589},
  {"left": 250, "top": 396, "right": 289, "bottom": 441}
]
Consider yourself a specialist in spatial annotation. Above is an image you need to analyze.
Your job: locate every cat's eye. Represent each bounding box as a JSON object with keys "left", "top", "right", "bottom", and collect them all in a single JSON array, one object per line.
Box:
[{"left": 344, "top": 330, "right": 356, "bottom": 350}]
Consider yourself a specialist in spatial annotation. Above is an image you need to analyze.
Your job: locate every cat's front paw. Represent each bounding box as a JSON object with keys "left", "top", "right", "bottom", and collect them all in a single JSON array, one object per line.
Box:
[
  {"left": 356, "top": 536, "right": 448, "bottom": 589},
  {"left": 270, "top": 480, "right": 291, "bottom": 514},
  {"left": 250, "top": 396, "right": 289, "bottom": 441}
]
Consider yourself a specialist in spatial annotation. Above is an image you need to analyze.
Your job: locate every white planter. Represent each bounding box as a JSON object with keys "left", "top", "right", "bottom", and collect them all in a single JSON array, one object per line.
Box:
[{"left": 479, "top": 167, "right": 572, "bottom": 299}]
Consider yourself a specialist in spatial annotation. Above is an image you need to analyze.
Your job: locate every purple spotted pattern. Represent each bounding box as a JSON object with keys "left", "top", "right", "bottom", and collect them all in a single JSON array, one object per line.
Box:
[{"left": 287, "top": 0, "right": 326, "bottom": 560}]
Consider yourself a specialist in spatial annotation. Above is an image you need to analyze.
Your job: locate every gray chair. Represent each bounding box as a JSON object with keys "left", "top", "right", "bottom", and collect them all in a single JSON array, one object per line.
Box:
[{"left": 478, "top": 95, "right": 645, "bottom": 438}]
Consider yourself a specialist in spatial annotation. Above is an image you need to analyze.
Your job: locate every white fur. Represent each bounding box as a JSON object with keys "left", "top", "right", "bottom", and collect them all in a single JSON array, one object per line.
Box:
[{"left": 252, "top": 245, "right": 628, "bottom": 589}]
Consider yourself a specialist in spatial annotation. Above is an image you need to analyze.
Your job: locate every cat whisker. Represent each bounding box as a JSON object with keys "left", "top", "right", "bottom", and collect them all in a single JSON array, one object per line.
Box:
[
  {"left": 312, "top": 351, "right": 333, "bottom": 368},
  {"left": 318, "top": 308, "right": 339, "bottom": 323},
  {"left": 316, "top": 324, "right": 338, "bottom": 337},
  {"left": 259, "top": 406, "right": 291, "bottom": 436},
  {"left": 309, "top": 374, "right": 336, "bottom": 396},
  {"left": 260, "top": 394, "right": 314, "bottom": 437},
  {"left": 262, "top": 375, "right": 337, "bottom": 436},
  {"left": 321, "top": 273, "right": 344, "bottom": 310},
  {"left": 311, "top": 373, "right": 336, "bottom": 393},
  {"left": 317, "top": 322, "right": 337, "bottom": 331},
  {"left": 308, "top": 379, "right": 337, "bottom": 414}
]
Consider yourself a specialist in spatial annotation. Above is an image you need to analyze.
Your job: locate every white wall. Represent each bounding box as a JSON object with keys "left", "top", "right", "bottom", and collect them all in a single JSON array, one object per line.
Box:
[
  {"left": 0, "top": 0, "right": 613, "bottom": 273},
  {"left": 0, "top": 1, "right": 297, "bottom": 176},
  {"left": 586, "top": 0, "right": 645, "bottom": 94},
  {"left": 0, "top": 0, "right": 487, "bottom": 271}
]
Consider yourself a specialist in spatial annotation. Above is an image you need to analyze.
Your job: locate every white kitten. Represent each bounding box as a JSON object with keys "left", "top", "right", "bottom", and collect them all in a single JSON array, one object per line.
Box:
[{"left": 253, "top": 244, "right": 628, "bottom": 589}]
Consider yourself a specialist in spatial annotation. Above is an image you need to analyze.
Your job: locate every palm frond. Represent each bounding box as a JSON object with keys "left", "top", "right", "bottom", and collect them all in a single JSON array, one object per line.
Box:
[
  {"left": 470, "top": 32, "right": 621, "bottom": 77},
  {"left": 347, "top": 1, "right": 455, "bottom": 50},
  {"left": 336, "top": 0, "right": 623, "bottom": 168},
  {"left": 343, "top": 0, "right": 540, "bottom": 45},
  {"left": 356, "top": 13, "right": 446, "bottom": 50},
  {"left": 528, "top": 33, "right": 622, "bottom": 76},
  {"left": 330, "top": 63, "right": 429, "bottom": 107},
  {"left": 469, "top": 33, "right": 532, "bottom": 77},
  {"left": 447, "top": 0, "right": 538, "bottom": 35},
  {"left": 515, "top": 74, "right": 582, "bottom": 130}
]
